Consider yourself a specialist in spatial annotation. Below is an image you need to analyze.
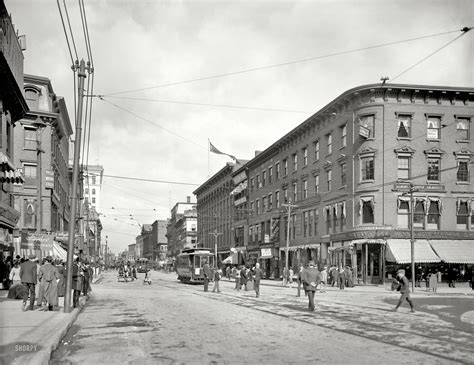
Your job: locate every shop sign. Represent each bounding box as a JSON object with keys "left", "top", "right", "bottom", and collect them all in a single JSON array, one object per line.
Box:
[
  {"left": 261, "top": 248, "right": 272, "bottom": 258},
  {"left": 45, "top": 170, "right": 54, "bottom": 189},
  {"left": 359, "top": 125, "right": 370, "bottom": 139}
]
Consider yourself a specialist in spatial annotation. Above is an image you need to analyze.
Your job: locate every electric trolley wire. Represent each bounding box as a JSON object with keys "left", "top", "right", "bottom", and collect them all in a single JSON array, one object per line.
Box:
[
  {"left": 56, "top": 0, "right": 75, "bottom": 66},
  {"left": 390, "top": 27, "right": 472, "bottom": 83},
  {"left": 103, "top": 174, "right": 201, "bottom": 186},
  {"left": 98, "top": 97, "right": 206, "bottom": 150},
  {"left": 62, "top": 0, "right": 79, "bottom": 62},
  {"left": 101, "top": 28, "right": 466, "bottom": 97}
]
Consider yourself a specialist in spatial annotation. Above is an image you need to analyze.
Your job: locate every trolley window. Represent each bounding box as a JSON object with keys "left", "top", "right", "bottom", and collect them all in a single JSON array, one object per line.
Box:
[{"left": 194, "top": 255, "right": 201, "bottom": 268}]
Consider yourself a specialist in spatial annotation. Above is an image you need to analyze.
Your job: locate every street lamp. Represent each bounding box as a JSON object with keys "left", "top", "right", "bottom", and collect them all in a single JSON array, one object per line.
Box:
[{"left": 209, "top": 229, "right": 222, "bottom": 267}]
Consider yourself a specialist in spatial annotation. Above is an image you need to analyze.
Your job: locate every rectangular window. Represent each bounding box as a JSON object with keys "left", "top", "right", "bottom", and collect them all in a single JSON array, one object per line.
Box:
[
  {"left": 397, "top": 157, "right": 410, "bottom": 180},
  {"left": 456, "top": 200, "right": 469, "bottom": 230},
  {"left": 256, "top": 174, "right": 261, "bottom": 189},
  {"left": 361, "top": 156, "right": 374, "bottom": 181},
  {"left": 427, "top": 116, "right": 441, "bottom": 139},
  {"left": 303, "top": 180, "right": 308, "bottom": 199},
  {"left": 23, "top": 199, "right": 36, "bottom": 229},
  {"left": 256, "top": 199, "right": 260, "bottom": 214},
  {"left": 427, "top": 158, "right": 440, "bottom": 181},
  {"left": 283, "top": 188, "right": 288, "bottom": 204},
  {"left": 283, "top": 159, "right": 288, "bottom": 176},
  {"left": 397, "top": 199, "right": 410, "bottom": 228},
  {"left": 362, "top": 199, "right": 374, "bottom": 224},
  {"left": 332, "top": 206, "right": 338, "bottom": 232},
  {"left": 303, "top": 147, "right": 308, "bottom": 166},
  {"left": 292, "top": 182, "right": 297, "bottom": 202},
  {"left": 24, "top": 128, "right": 36, "bottom": 150},
  {"left": 250, "top": 201, "right": 254, "bottom": 216},
  {"left": 23, "top": 163, "right": 37, "bottom": 186},
  {"left": 314, "top": 141, "right": 320, "bottom": 161},
  {"left": 92, "top": 176, "right": 96, "bottom": 184},
  {"left": 397, "top": 114, "right": 411, "bottom": 138},
  {"left": 359, "top": 115, "right": 375, "bottom": 138},
  {"left": 268, "top": 193, "right": 273, "bottom": 210},
  {"left": 308, "top": 210, "right": 314, "bottom": 236},
  {"left": 340, "top": 163, "right": 346, "bottom": 187},
  {"left": 315, "top": 175, "right": 319, "bottom": 194},
  {"left": 262, "top": 171, "right": 266, "bottom": 187},
  {"left": 292, "top": 214, "right": 296, "bottom": 239},
  {"left": 414, "top": 200, "right": 425, "bottom": 228},
  {"left": 327, "top": 169, "right": 332, "bottom": 191},
  {"left": 427, "top": 199, "right": 440, "bottom": 230},
  {"left": 293, "top": 153, "right": 298, "bottom": 171},
  {"left": 262, "top": 196, "right": 268, "bottom": 212},
  {"left": 275, "top": 163, "right": 280, "bottom": 180},
  {"left": 92, "top": 188, "right": 96, "bottom": 195},
  {"left": 250, "top": 178, "right": 254, "bottom": 191},
  {"left": 268, "top": 166, "right": 273, "bottom": 184},
  {"left": 92, "top": 197, "right": 96, "bottom": 204},
  {"left": 456, "top": 117, "right": 470, "bottom": 140},
  {"left": 457, "top": 161, "right": 469, "bottom": 182},
  {"left": 326, "top": 134, "right": 332, "bottom": 155},
  {"left": 303, "top": 211, "right": 308, "bottom": 237},
  {"left": 314, "top": 209, "right": 319, "bottom": 236},
  {"left": 341, "top": 125, "right": 347, "bottom": 147},
  {"left": 325, "top": 206, "right": 331, "bottom": 234},
  {"left": 275, "top": 191, "right": 280, "bottom": 208}
]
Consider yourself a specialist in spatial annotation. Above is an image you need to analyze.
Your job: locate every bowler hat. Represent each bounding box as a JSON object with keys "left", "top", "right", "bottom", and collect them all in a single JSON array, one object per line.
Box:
[{"left": 45, "top": 255, "right": 53, "bottom": 262}]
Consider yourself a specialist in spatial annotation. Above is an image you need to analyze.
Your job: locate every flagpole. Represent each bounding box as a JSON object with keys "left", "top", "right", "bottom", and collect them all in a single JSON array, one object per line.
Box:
[{"left": 207, "top": 138, "right": 210, "bottom": 177}]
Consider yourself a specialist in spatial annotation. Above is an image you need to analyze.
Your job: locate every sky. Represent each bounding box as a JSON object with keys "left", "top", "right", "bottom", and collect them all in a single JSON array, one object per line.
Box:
[{"left": 6, "top": 0, "right": 473, "bottom": 254}]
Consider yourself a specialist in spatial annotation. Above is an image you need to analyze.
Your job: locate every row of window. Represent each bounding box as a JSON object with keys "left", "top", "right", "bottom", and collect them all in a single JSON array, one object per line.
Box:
[
  {"left": 248, "top": 198, "right": 474, "bottom": 243},
  {"left": 250, "top": 115, "right": 471, "bottom": 191}
]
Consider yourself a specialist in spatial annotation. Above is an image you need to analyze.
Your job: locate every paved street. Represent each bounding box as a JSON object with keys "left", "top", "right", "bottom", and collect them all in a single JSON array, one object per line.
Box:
[{"left": 50, "top": 270, "right": 473, "bottom": 364}]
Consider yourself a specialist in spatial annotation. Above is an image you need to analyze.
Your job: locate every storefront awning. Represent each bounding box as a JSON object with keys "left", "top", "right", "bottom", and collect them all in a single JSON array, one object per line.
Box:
[
  {"left": 1, "top": 169, "right": 24, "bottom": 183},
  {"left": 385, "top": 239, "right": 440, "bottom": 264},
  {"left": 222, "top": 252, "right": 238, "bottom": 264},
  {"left": 429, "top": 240, "right": 474, "bottom": 264}
]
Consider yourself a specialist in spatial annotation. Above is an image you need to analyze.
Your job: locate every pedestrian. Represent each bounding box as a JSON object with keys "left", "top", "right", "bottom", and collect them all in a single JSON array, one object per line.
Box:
[
  {"left": 296, "top": 263, "right": 305, "bottom": 297},
  {"left": 448, "top": 267, "right": 457, "bottom": 288},
  {"left": 56, "top": 260, "right": 66, "bottom": 298},
  {"left": 282, "top": 266, "right": 288, "bottom": 287},
  {"left": 38, "top": 256, "right": 60, "bottom": 311},
  {"left": 72, "top": 257, "right": 84, "bottom": 308},
  {"left": 9, "top": 260, "right": 21, "bottom": 286},
  {"left": 393, "top": 269, "right": 415, "bottom": 313},
  {"left": 253, "top": 263, "right": 264, "bottom": 298},
  {"left": 226, "top": 265, "right": 231, "bottom": 281},
  {"left": 319, "top": 266, "right": 328, "bottom": 293},
  {"left": 246, "top": 266, "right": 254, "bottom": 291},
  {"left": 212, "top": 266, "right": 222, "bottom": 293},
  {"left": 19, "top": 254, "right": 37, "bottom": 311},
  {"left": 330, "top": 265, "right": 338, "bottom": 287},
  {"left": 234, "top": 266, "right": 241, "bottom": 290},
  {"left": 83, "top": 261, "right": 91, "bottom": 297},
  {"left": 338, "top": 265, "right": 346, "bottom": 290},
  {"left": 302, "top": 261, "right": 320, "bottom": 311},
  {"left": 345, "top": 266, "right": 353, "bottom": 288},
  {"left": 240, "top": 265, "right": 248, "bottom": 291},
  {"left": 288, "top": 267, "right": 294, "bottom": 288},
  {"left": 203, "top": 259, "right": 211, "bottom": 292}
]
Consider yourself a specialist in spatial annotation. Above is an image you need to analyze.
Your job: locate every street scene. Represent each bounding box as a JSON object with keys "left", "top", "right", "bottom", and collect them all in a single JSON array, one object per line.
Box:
[
  {"left": 1, "top": 0, "right": 474, "bottom": 364},
  {"left": 47, "top": 271, "right": 473, "bottom": 364}
]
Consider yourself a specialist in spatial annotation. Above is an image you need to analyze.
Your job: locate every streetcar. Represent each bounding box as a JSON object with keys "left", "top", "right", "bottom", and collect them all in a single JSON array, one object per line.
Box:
[{"left": 176, "top": 248, "right": 215, "bottom": 283}]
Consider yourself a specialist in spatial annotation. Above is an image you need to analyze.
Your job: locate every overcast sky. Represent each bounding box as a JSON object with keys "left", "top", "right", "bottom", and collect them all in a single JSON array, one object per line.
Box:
[{"left": 6, "top": 0, "right": 473, "bottom": 254}]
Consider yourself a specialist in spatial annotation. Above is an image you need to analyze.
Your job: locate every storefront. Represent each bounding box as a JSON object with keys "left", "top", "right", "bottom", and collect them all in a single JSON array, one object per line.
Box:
[{"left": 258, "top": 247, "right": 279, "bottom": 279}]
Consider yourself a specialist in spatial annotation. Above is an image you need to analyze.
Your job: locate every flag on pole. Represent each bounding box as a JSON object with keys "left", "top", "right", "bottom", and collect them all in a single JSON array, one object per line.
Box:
[{"left": 209, "top": 141, "right": 237, "bottom": 162}]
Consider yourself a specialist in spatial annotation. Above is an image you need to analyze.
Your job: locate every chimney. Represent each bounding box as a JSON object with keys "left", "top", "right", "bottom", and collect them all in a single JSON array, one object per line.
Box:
[
  {"left": 187, "top": 196, "right": 191, "bottom": 203},
  {"left": 255, "top": 150, "right": 262, "bottom": 157}
]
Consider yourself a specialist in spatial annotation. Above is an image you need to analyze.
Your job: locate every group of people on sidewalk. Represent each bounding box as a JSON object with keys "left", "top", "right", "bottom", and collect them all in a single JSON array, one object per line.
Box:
[
  {"left": 2, "top": 253, "right": 93, "bottom": 311},
  {"left": 202, "top": 260, "right": 264, "bottom": 298}
]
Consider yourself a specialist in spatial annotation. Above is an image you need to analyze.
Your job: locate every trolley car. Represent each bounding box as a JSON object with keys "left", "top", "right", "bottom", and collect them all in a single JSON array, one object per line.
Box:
[{"left": 176, "top": 248, "right": 215, "bottom": 283}]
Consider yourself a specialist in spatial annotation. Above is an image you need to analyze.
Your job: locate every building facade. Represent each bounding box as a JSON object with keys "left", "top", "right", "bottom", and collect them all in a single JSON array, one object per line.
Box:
[
  {"left": 242, "top": 83, "right": 473, "bottom": 283},
  {"left": 166, "top": 196, "right": 197, "bottom": 259},
  {"left": 0, "top": 2, "right": 28, "bottom": 255},
  {"left": 194, "top": 162, "right": 246, "bottom": 263},
  {"left": 150, "top": 219, "right": 168, "bottom": 262},
  {"left": 83, "top": 165, "right": 103, "bottom": 213}
]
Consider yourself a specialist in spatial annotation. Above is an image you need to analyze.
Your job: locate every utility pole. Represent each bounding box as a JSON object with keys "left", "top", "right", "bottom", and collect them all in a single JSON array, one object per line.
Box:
[
  {"left": 105, "top": 235, "right": 108, "bottom": 268},
  {"left": 209, "top": 229, "right": 222, "bottom": 267},
  {"left": 282, "top": 199, "right": 298, "bottom": 274},
  {"left": 409, "top": 183, "right": 416, "bottom": 293},
  {"left": 65, "top": 60, "right": 87, "bottom": 313},
  {"left": 35, "top": 120, "right": 46, "bottom": 234}
]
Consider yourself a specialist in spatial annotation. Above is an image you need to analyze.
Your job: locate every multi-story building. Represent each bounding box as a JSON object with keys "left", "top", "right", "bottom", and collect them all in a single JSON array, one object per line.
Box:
[
  {"left": 83, "top": 165, "right": 103, "bottom": 213},
  {"left": 166, "top": 196, "right": 197, "bottom": 258},
  {"left": 150, "top": 219, "right": 167, "bottom": 262},
  {"left": 0, "top": 2, "right": 28, "bottom": 255},
  {"left": 194, "top": 162, "right": 246, "bottom": 263},
  {"left": 243, "top": 83, "right": 473, "bottom": 284}
]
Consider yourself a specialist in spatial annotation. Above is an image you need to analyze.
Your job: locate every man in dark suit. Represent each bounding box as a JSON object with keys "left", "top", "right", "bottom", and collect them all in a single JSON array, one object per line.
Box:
[
  {"left": 393, "top": 269, "right": 415, "bottom": 313},
  {"left": 203, "top": 259, "right": 211, "bottom": 292},
  {"left": 20, "top": 254, "right": 38, "bottom": 311},
  {"left": 302, "top": 261, "right": 320, "bottom": 311}
]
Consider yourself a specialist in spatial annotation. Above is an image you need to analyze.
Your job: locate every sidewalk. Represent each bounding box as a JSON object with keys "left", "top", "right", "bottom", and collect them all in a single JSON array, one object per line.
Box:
[{"left": 0, "top": 274, "right": 102, "bottom": 365}]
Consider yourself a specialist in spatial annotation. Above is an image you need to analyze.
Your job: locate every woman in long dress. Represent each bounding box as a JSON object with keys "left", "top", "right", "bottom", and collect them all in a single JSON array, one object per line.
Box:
[{"left": 38, "top": 256, "right": 60, "bottom": 311}]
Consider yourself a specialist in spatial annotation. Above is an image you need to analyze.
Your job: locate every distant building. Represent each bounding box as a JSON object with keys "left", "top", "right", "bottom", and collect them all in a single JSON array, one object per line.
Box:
[
  {"left": 83, "top": 165, "right": 103, "bottom": 213},
  {"left": 166, "top": 196, "right": 197, "bottom": 258}
]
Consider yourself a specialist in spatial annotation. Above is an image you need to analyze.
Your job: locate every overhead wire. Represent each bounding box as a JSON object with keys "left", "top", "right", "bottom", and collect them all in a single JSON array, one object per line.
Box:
[
  {"left": 62, "top": 0, "right": 79, "bottom": 61},
  {"left": 101, "top": 28, "right": 466, "bottom": 97},
  {"left": 56, "top": 0, "right": 75, "bottom": 66}
]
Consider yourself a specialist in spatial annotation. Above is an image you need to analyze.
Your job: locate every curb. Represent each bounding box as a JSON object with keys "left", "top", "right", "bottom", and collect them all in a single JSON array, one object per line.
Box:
[{"left": 12, "top": 274, "right": 102, "bottom": 365}]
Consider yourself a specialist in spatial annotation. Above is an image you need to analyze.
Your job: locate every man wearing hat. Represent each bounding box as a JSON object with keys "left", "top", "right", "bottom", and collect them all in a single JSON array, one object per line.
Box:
[
  {"left": 19, "top": 254, "right": 38, "bottom": 311},
  {"left": 302, "top": 261, "right": 321, "bottom": 311},
  {"left": 393, "top": 269, "right": 415, "bottom": 313},
  {"left": 38, "top": 255, "right": 60, "bottom": 311}
]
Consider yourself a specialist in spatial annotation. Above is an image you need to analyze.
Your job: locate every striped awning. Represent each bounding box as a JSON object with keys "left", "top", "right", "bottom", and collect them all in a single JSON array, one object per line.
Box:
[
  {"left": 429, "top": 240, "right": 474, "bottom": 264},
  {"left": 0, "top": 152, "right": 15, "bottom": 172},
  {"left": 385, "top": 239, "right": 440, "bottom": 264},
  {"left": 1, "top": 169, "right": 24, "bottom": 184}
]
